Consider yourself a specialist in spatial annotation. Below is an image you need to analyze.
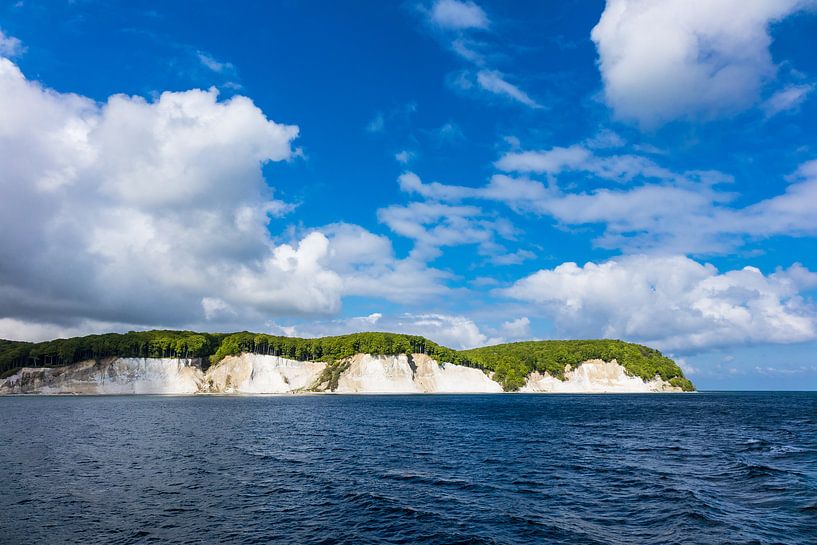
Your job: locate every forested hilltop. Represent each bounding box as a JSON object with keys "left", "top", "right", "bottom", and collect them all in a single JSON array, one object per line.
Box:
[
  {"left": 0, "top": 330, "right": 693, "bottom": 391},
  {"left": 461, "top": 340, "right": 694, "bottom": 391}
]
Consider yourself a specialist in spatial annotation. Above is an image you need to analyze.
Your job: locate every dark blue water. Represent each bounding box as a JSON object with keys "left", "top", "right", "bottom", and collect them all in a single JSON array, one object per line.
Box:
[{"left": 1, "top": 393, "right": 816, "bottom": 544}]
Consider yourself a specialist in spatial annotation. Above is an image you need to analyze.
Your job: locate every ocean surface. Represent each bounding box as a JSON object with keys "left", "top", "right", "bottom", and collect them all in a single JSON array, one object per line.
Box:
[{"left": 1, "top": 393, "right": 816, "bottom": 545}]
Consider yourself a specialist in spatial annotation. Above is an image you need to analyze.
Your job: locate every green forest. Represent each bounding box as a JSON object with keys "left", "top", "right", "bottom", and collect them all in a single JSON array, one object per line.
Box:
[
  {"left": 461, "top": 340, "right": 694, "bottom": 391},
  {"left": 0, "top": 330, "right": 693, "bottom": 391}
]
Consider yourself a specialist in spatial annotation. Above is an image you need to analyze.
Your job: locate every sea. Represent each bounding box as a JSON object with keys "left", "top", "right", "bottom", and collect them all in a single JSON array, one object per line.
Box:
[{"left": 1, "top": 392, "right": 815, "bottom": 544}]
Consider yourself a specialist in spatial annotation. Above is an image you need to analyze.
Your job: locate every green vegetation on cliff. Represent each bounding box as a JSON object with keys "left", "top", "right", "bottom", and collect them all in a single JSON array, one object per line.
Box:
[
  {"left": 211, "top": 331, "right": 460, "bottom": 365},
  {"left": 0, "top": 331, "right": 224, "bottom": 378},
  {"left": 460, "top": 340, "right": 694, "bottom": 391},
  {"left": 0, "top": 330, "right": 693, "bottom": 391}
]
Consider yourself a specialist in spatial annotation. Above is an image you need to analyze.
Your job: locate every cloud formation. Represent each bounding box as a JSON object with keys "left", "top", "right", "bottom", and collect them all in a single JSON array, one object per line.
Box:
[
  {"left": 0, "top": 28, "right": 24, "bottom": 57},
  {"left": 197, "top": 51, "right": 236, "bottom": 74},
  {"left": 591, "top": 0, "right": 813, "bottom": 126},
  {"left": 763, "top": 84, "right": 815, "bottom": 117},
  {"left": 273, "top": 312, "right": 504, "bottom": 349},
  {"left": 270, "top": 311, "right": 535, "bottom": 349},
  {"left": 429, "top": 0, "right": 489, "bottom": 30},
  {"left": 422, "top": 0, "right": 541, "bottom": 109},
  {"left": 475, "top": 70, "right": 542, "bottom": 109},
  {"left": 0, "top": 57, "right": 447, "bottom": 337},
  {"left": 502, "top": 255, "right": 817, "bottom": 351},
  {"left": 377, "top": 198, "right": 515, "bottom": 261},
  {"left": 404, "top": 146, "right": 817, "bottom": 255}
]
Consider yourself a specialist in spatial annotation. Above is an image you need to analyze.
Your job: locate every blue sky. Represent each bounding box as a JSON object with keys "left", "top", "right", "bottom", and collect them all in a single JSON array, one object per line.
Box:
[{"left": 1, "top": 0, "right": 816, "bottom": 389}]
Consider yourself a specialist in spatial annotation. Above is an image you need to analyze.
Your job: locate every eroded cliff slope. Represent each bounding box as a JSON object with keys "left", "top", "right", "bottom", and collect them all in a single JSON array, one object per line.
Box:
[{"left": 1, "top": 353, "right": 685, "bottom": 394}]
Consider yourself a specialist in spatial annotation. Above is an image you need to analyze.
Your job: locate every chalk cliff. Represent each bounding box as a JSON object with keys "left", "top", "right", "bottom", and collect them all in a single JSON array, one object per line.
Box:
[
  {"left": 520, "top": 359, "right": 681, "bottom": 393},
  {"left": 0, "top": 353, "right": 683, "bottom": 394},
  {"left": 0, "top": 357, "right": 203, "bottom": 394}
]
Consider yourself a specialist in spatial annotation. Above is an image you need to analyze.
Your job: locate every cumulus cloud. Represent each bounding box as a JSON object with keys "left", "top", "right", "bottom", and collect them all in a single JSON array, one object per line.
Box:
[
  {"left": 0, "top": 28, "right": 24, "bottom": 58},
  {"left": 0, "top": 58, "right": 446, "bottom": 337},
  {"left": 499, "top": 316, "right": 531, "bottom": 338},
  {"left": 501, "top": 255, "right": 817, "bottom": 351},
  {"left": 591, "top": 0, "right": 814, "bottom": 126},
  {"left": 321, "top": 223, "right": 451, "bottom": 303},
  {"left": 429, "top": 0, "right": 489, "bottom": 30}
]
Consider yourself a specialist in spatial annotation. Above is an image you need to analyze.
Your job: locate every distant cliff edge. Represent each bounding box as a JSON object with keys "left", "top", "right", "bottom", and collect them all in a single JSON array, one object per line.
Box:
[{"left": 0, "top": 331, "right": 694, "bottom": 394}]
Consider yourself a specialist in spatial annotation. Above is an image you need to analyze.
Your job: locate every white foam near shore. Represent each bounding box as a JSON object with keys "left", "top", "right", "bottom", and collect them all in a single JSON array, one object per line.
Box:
[{"left": 0, "top": 354, "right": 683, "bottom": 394}]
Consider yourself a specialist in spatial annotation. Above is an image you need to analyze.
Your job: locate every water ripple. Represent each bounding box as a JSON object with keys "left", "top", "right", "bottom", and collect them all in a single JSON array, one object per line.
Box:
[{"left": 1, "top": 392, "right": 816, "bottom": 544}]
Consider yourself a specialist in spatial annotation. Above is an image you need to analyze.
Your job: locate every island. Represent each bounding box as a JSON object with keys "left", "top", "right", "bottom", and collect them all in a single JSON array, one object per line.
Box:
[{"left": 0, "top": 331, "right": 694, "bottom": 394}]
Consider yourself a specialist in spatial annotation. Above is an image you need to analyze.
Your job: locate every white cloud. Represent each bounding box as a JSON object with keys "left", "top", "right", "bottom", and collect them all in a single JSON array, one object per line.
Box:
[
  {"left": 496, "top": 144, "right": 729, "bottom": 186},
  {"left": 0, "top": 57, "right": 447, "bottom": 336},
  {"left": 499, "top": 316, "right": 530, "bottom": 338},
  {"left": 366, "top": 112, "right": 385, "bottom": 133},
  {"left": 674, "top": 357, "right": 698, "bottom": 375},
  {"left": 496, "top": 145, "right": 591, "bottom": 174},
  {"left": 423, "top": 2, "right": 542, "bottom": 110},
  {"left": 490, "top": 248, "right": 535, "bottom": 266},
  {"left": 738, "top": 159, "right": 817, "bottom": 237},
  {"left": 321, "top": 223, "right": 451, "bottom": 303},
  {"left": 407, "top": 144, "right": 817, "bottom": 255},
  {"left": 275, "top": 311, "right": 501, "bottom": 349},
  {"left": 429, "top": 121, "right": 465, "bottom": 144},
  {"left": 763, "top": 83, "right": 815, "bottom": 117},
  {"left": 584, "top": 129, "right": 626, "bottom": 149},
  {"left": 197, "top": 51, "right": 235, "bottom": 74},
  {"left": 377, "top": 197, "right": 516, "bottom": 261},
  {"left": 399, "top": 170, "right": 552, "bottom": 206},
  {"left": 387, "top": 174, "right": 539, "bottom": 266},
  {"left": 429, "top": 0, "right": 489, "bottom": 30},
  {"left": 0, "top": 28, "right": 24, "bottom": 58},
  {"left": 480, "top": 174, "right": 550, "bottom": 204},
  {"left": 0, "top": 317, "right": 132, "bottom": 343},
  {"left": 398, "top": 171, "right": 475, "bottom": 201},
  {"left": 476, "top": 70, "right": 541, "bottom": 108},
  {"left": 502, "top": 255, "right": 817, "bottom": 351},
  {"left": 451, "top": 38, "right": 485, "bottom": 64},
  {"left": 395, "top": 150, "right": 413, "bottom": 164},
  {"left": 591, "top": 0, "right": 813, "bottom": 126},
  {"left": 201, "top": 297, "right": 235, "bottom": 320}
]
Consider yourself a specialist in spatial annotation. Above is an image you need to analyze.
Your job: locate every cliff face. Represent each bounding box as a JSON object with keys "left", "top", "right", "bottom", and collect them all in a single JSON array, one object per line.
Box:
[
  {"left": 0, "top": 353, "right": 685, "bottom": 394},
  {"left": 520, "top": 359, "right": 682, "bottom": 393},
  {"left": 329, "top": 354, "right": 503, "bottom": 394},
  {"left": 0, "top": 358, "right": 203, "bottom": 394},
  {"left": 201, "top": 353, "right": 325, "bottom": 394}
]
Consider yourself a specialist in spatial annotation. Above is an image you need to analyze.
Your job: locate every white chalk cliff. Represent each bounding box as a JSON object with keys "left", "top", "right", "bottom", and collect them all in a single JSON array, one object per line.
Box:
[
  {"left": 201, "top": 353, "right": 325, "bottom": 394},
  {"left": 330, "top": 354, "right": 503, "bottom": 394},
  {"left": 0, "top": 358, "right": 203, "bottom": 394},
  {"left": 520, "top": 359, "right": 680, "bottom": 393},
  {"left": 0, "top": 353, "right": 683, "bottom": 394}
]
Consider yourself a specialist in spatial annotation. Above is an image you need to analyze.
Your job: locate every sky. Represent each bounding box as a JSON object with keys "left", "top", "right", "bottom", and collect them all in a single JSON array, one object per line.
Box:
[{"left": 1, "top": 0, "right": 816, "bottom": 390}]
